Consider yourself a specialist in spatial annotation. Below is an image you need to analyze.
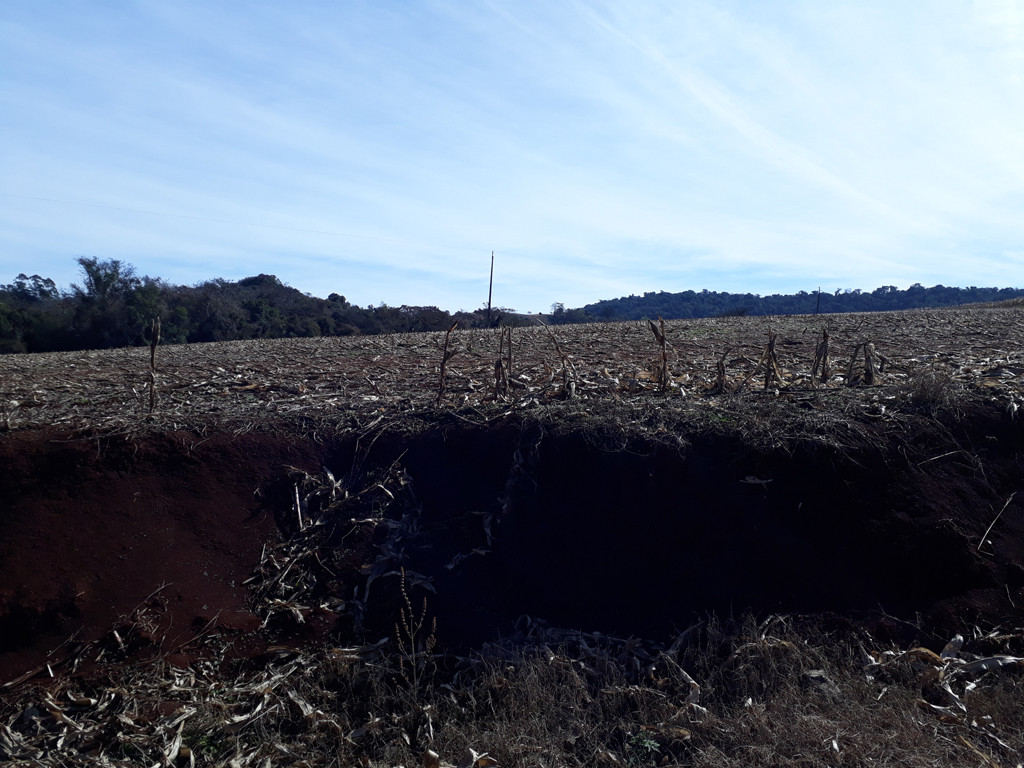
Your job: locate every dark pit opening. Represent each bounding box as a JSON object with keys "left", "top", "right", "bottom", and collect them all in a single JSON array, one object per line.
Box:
[{"left": 348, "top": 417, "right": 1010, "bottom": 646}]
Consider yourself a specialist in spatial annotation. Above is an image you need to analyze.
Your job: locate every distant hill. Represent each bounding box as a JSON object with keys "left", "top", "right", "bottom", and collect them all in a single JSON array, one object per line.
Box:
[{"left": 580, "top": 284, "right": 1024, "bottom": 321}]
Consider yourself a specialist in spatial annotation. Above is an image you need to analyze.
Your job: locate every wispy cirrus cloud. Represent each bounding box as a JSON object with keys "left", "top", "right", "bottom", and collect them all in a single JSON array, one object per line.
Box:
[{"left": 1, "top": 1, "right": 1021, "bottom": 311}]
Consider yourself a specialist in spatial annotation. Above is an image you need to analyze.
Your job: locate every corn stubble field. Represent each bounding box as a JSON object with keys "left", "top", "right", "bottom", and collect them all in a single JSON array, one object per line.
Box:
[{"left": 1, "top": 306, "right": 1024, "bottom": 767}]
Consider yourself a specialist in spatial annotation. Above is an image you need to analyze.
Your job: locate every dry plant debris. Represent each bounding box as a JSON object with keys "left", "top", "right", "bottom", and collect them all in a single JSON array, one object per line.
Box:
[
  {"left": 1, "top": 307, "right": 1020, "bottom": 437},
  {"left": 3, "top": 599, "right": 1023, "bottom": 766}
]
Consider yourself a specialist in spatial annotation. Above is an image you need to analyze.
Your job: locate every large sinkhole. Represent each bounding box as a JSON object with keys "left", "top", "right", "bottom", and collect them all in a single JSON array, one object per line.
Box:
[{"left": 329, "top": 418, "right": 1007, "bottom": 645}]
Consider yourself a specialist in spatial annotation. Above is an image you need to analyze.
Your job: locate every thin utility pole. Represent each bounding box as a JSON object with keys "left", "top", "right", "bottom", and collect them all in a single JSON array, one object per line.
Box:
[{"left": 487, "top": 250, "right": 494, "bottom": 325}]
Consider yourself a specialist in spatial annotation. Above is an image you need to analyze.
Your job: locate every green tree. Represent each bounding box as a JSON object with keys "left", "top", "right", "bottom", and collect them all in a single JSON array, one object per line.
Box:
[
  {"left": 71, "top": 257, "right": 139, "bottom": 306},
  {"left": 3, "top": 274, "right": 59, "bottom": 302},
  {"left": 69, "top": 257, "right": 143, "bottom": 348},
  {"left": 0, "top": 300, "right": 25, "bottom": 353},
  {"left": 242, "top": 298, "right": 285, "bottom": 338}
]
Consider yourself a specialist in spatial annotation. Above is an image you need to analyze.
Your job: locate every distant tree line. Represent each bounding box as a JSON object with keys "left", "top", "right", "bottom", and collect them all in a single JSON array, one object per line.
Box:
[
  {"left": 582, "top": 284, "right": 1024, "bottom": 321},
  {"left": 3, "top": 258, "right": 1022, "bottom": 354},
  {"left": 0, "top": 257, "right": 522, "bottom": 354}
]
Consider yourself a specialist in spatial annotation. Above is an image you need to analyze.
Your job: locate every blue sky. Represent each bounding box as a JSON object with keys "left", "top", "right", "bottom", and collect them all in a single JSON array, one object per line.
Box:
[{"left": 2, "top": 1, "right": 1023, "bottom": 313}]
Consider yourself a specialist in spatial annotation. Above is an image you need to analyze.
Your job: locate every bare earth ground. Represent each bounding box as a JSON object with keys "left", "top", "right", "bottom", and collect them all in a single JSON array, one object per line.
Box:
[{"left": 1, "top": 307, "right": 1023, "bottom": 766}]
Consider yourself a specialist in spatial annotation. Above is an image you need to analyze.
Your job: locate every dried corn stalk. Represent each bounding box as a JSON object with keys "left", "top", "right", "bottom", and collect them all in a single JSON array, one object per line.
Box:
[
  {"left": 648, "top": 316, "right": 671, "bottom": 392},
  {"left": 811, "top": 328, "right": 830, "bottom": 386}
]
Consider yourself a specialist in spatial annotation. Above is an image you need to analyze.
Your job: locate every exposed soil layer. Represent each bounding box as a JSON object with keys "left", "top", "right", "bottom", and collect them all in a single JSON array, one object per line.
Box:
[
  {"left": 0, "top": 429, "right": 320, "bottom": 682},
  {"left": 2, "top": 395, "right": 1023, "bottom": 684}
]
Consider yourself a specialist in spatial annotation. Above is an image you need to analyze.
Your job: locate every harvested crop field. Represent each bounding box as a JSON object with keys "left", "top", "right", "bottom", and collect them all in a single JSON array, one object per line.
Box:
[{"left": 2, "top": 307, "right": 1024, "bottom": 767}]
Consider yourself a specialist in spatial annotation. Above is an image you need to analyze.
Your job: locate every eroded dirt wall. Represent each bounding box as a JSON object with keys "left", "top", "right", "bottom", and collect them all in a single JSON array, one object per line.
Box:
[
  {"left": 2, "top": 401, "right": 1022, "bottom": 681},
  {"left": 0, "top": 429, "right": 327, "bottom": 681}
]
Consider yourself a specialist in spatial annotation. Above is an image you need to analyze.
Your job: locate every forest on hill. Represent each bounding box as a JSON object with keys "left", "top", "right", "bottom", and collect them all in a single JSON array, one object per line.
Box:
[
  {"left": 582, "top": 284, "right": 1024, "bottom": 320},
  {"left": 2, "top": 257, "right": 1023, "bottom": 353},
  {"left": 0, "top": 258, "right": 511, "bottom": 354}
]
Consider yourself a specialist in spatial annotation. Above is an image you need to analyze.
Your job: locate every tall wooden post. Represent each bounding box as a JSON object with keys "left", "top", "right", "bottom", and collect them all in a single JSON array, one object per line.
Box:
[{"left": 487, "top": 250, "right": 495, "bottom": 325}]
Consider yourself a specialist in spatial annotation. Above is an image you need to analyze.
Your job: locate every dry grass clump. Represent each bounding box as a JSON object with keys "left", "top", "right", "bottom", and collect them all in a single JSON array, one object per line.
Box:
[
  {"left": 350, "top": 614, "right": 1023, "bottom": 768},
  {"left": 3, "top": 604, "right": 1023, "bottom": 767},
  {"left": 900, "top": 365, "right": 963, "bottom": 413},
  {"left": 675, "top": 616, "right": 1024, "bottom": 768}
]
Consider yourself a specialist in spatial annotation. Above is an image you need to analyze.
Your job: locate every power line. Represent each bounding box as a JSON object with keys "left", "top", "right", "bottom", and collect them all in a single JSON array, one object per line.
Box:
[{"left": 0, "top": 192, "right": 484, "bottom": 253}]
